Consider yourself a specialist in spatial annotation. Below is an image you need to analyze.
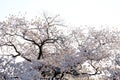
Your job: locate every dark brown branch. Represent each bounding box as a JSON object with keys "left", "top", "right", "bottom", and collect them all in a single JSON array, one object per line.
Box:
[
  {"left": 9, "top": 42, "right": 21, "bottom": 57},
  {"left": 0, "top": 42, "right": 31, "bottom": 62},
  {"left": 37, "top": 38, "right": 59, "bottom": 59},
  {"left": 6, "top": 31, "right": 63, "bottom": 60},
  {"left": 89, "top": 60, "right": 101, "bottom": 75},
  {"left": 15, "top": 34, "right": 61, "bottom": 59}
]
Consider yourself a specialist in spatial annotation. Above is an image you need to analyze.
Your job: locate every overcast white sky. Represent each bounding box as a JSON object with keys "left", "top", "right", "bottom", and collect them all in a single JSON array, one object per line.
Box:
[{"left": 1, "top": 0, "right": 120, "bottom": 27}]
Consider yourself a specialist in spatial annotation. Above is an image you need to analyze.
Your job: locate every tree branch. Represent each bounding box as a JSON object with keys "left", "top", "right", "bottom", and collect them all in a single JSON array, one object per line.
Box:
[{"left": 0, "top": 42, "right": 31, "bottom": 62}]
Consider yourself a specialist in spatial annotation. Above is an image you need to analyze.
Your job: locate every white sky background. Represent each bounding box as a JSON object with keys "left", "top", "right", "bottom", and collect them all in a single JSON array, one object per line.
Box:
[{"left": 0, "top": 0, "right": 120, "bottom": 27}]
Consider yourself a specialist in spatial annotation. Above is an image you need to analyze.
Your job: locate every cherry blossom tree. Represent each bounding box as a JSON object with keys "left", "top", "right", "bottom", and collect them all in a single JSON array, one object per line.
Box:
[
  {"left": 70, "top": 27, "right": 120, "bottom": 79},
  {"left": 0, "top": 14, "right": 120, "bottom": 80}
]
